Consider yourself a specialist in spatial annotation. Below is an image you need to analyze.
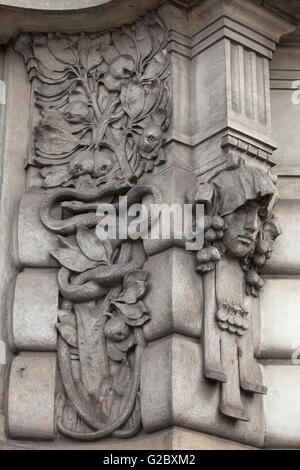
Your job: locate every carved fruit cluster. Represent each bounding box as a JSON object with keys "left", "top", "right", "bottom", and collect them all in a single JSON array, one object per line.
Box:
[
  {"left": 216, "top": 302, "right": 249, "bottom": 336},
  {"left": 242, "top": 238, "right": 273, "bottom": 297},
  {"left": 196, "top": 216, "right": 227, "bottom": 273}
]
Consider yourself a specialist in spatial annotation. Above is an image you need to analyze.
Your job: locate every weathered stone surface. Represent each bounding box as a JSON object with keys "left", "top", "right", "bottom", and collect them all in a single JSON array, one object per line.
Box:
[
  {"left": 141, "top": 335, "right": 265, "bottom": 447},
  {"left": 262, "top": 200, "right": 300, "bottom": 274},
  {"left": 258, "top": 278, "right": 300, "bottom": 359},
  {"left": 0, "top": 47, "right": 31, "bottom": 414},
  {"left": 264, "top": 365, "right": 300, "bottom": 448},
  {"left": 0, "top": 426, "right": 257, "bottom": 450},
  {"left": 12, "top": 269, "right": 58, "bottom": 351},
  {"left": 0, "top": 0, "right": 164, "bottom": 44},
  {"left": 0, "top": 0, "right": 297, "bottom": 450},
  {"left": 144, "top": 248, "right": 203, "bottom": 341},
  {"left": 16, "top": 189, "right": 60, "bottom": 268},
  {"left": 0, "top": 413, "right": 5, "bottom": 441},
  {"left": 8, "top": 353, "right": 57, "bottom": 440},
  {"left": 0, "top": 0, "right": 112, "bottom": 9}
]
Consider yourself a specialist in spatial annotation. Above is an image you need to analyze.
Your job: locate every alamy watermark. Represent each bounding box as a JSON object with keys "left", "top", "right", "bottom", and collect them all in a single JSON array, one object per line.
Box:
[{"left": 94, "top": 197, "right": 205, "bottom": 251}]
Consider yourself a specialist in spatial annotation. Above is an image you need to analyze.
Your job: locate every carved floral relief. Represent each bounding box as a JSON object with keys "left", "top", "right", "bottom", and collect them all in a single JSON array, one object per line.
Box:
[
  {"left": 15, "top": 13, "right": 170, "bottom": 190},
  {"left": 13, "top": 8, "right": 283, "bottom": 441},
  {"left": 14, "top": 13, "right": 170, "bottom": 440}
]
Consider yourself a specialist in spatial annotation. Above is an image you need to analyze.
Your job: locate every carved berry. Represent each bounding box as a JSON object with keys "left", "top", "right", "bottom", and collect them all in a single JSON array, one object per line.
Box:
[
  {"left": 252, "top": 254, "right": 266, "bottom": 267},
  {"left": 210, "top": 247, "right": 221, "bottom": 262},
  {"left": 197, "top": 248, "right": 211, "bottom": 263},
  {"left": 204, "top": 228, "right": 217, "bottom": 242},
  {"left": 211, "top": 216, "right": 225, "bottom": 231},
  {"left": 104, "top": 317, "right": 131, "bottom": 342},
  {"left": 65, "top": 100, "right": 89, "bottom": 123}
]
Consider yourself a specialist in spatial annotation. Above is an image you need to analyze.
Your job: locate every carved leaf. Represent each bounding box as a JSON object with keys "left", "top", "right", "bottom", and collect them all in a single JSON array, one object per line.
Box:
[
  {"left": 78, "top": 34, "right": 91, "bottom": 69},
  {"left": 143, "top": 52, "right": 168, "bottom": 80},
  {"left": 142, "top": 81, "right": 161, "bottom": 117},
  {"left": 76, "top": 226, "right": 112, "bottom": 263},
  {"left": 32, "top": 36, "right": 68, "bottom": 72},
  {"left": 56, "top": 322, "right": 78, "bottom": 348},
  {"left": 40, "top": 166, "right": 73, "bottom": 188},
  {"left": 114, "top": 335, "right": 135, "bottom": 352},
  {"left": 100, "top": 44, "right": 119, "bottom": 64},
  {"left": 114, "top": 360, "right": 131, "bottom": 396},
  {"left": 35, "top": 125, "right": 80, "bottom": 156},
  {"left": 48, "top": 33, "right": 77, "bottom": 65},
  {"left": 121, "top": 82, "right": 145, "bottom": 120},
  {"left": 75, "top": 306, "right": 108, "bottom": 395},
  {"left": 14, "top": 33, "right": 33, "bottom": 64},
  {"left": 135, "top": 20, "right": 152, "bottom": 61},
  {"left": 116, "top": 282, "right": 147, "bottom": 305},
  {"left": 107, "top": 342, "right": 126, "bottom": 362},
  {"left": 50, "top": 247, "right": 99, "bottom": 272},
  {"left": 111, "top": 300, "right": 149, "bottom": 326},
  {"left": 113, "top": 270, "right": 148, "bottom": 305},
  {"left": 112, "top": 29, "right": 137, "bottom": 63}
]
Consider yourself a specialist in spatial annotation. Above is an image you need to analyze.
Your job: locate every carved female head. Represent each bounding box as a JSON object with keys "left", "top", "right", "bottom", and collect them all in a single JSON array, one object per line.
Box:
[
  {"left": 211, "top": 160, "right": 278, "bottom": 256},
  {"left": 195, "top": 156, "right": 281, "bottom": 296}
]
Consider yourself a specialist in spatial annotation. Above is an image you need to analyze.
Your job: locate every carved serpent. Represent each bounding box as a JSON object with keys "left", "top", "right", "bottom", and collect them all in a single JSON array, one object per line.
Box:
[
  {"left": 40, "top": 184, "right": 160, "bottom": 301},
  {"left": 40, "top": 184, "right": 162, "bottom": 235},
  {"left": 57, "top": 327, "right": 145, "bottom": 440},
  {"left": 57, "top": 242, "right": 146, "bottom": 302}
]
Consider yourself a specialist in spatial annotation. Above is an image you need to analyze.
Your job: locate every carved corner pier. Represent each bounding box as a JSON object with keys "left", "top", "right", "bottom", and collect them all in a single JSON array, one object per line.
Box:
[{"left": 0, "top": 0, "right": 298, "bottom": 450}]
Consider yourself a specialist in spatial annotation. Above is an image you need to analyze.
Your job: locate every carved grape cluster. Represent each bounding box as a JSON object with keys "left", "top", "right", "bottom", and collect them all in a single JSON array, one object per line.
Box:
[
  {"left": 196, "top": 216, "right": 227, "bottom": 273},
  {"left": 216, "top": 302, "right": 249, "bottom": 336},
  {"left": 242, "top": 229, "right": 278, "bottom": 297}
]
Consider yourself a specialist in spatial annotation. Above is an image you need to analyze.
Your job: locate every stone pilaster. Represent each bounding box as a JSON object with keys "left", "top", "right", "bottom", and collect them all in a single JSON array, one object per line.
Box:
[{"left": 138, "top": 0, "right": 296, "bottom": 448}]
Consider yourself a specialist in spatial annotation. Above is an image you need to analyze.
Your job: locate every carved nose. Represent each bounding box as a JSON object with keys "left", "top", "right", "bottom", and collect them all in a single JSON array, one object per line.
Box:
[{"left": 244, "top": 208, "right": 258, "bottom": 233}]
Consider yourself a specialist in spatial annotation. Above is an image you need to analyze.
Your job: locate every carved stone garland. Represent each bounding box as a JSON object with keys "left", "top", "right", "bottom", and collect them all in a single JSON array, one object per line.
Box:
[{"left": 15, "top": 14, "right": 170, "bottom": 440}]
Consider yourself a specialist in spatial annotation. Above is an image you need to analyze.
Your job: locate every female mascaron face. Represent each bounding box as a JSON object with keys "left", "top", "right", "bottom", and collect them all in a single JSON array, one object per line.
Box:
[{"left": 222, "top": 199, "right": 266, "bottom": 258}]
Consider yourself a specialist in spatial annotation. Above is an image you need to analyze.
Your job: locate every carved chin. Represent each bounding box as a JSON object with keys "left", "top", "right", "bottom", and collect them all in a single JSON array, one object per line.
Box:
[{"left": 223, "top": 239, "right": 255, "bottom": 258}]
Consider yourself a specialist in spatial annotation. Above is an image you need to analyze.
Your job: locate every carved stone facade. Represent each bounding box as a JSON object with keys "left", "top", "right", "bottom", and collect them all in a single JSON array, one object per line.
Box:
[{"left": 0, "top": 0, "right": 300, "bottom": 450}]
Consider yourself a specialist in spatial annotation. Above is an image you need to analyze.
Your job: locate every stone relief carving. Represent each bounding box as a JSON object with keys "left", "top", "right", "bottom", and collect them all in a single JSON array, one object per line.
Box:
[
  {"left": 193, "top": 155, "right": 281, "bottom": 420},
  {"left": 15, "top": 13, "right": 170, "bottom": 189},
  {"left": 14, "top": 14, "right": 170, "bottom": 441},
  {"left": 12, "top": 8, "right": 283, "bottom": 441}
]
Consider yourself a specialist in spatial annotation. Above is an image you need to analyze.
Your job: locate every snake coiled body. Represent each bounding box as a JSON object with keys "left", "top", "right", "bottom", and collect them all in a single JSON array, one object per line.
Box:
[
  {"left": 58, "top": 242, "right": 146, "bottom": 302},
  {"left": 40, "top": 184, "right": 162, "bottom": 235}
]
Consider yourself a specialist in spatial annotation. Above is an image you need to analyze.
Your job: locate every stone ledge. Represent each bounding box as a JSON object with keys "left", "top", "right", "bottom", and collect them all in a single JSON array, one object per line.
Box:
[{"left": 0, "top": 427, "right": 257, "bottom": 450}]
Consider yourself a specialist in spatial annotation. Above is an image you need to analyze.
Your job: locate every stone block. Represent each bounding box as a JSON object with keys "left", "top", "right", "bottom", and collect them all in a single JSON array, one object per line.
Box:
[
  {"left": 143, "top": 249, "right": 203, "bottom": 341},
  {"left": 0, "top": 414, "right": 5, "bottom": 441},
  {"left": 264, "top": 365, "right": 300, "bottom": 448},
  {"left": 12, "top": 269, "right": 58, "bottom": 351},
  {"left": 141, "top": 335, "right": 264, "bottom": 447},
  {"left": 8, "top": 353, "right": 57, "bottom": 440},
  {"left": 259, "top": 277, "right": 300, "bottom": 359},
  {"left": 16, "top": 188, "right": 60, "bottom": 268},
  {"left": 262, "top": 200, "right": 300, "bottom": 274}
]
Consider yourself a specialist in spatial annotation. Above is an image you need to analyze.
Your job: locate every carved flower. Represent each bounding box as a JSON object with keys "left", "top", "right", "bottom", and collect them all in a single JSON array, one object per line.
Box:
[
  {"left": 110, "top": 270, "right": 150, "bottom": 327},
  {"left": 138, "top": 124, "right": 162, "bottom": 159},
  {"left": 51, "top": 226, "right": 113, "bottom": 273}
]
